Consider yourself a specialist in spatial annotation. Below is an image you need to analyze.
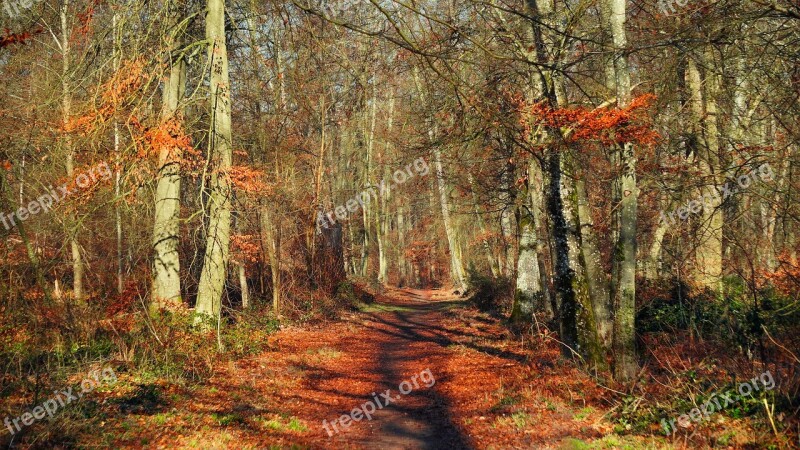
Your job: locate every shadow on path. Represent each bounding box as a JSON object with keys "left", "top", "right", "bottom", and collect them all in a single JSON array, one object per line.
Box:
[{"left": 342, "top": 288, "right": 475, "bottom": 449}]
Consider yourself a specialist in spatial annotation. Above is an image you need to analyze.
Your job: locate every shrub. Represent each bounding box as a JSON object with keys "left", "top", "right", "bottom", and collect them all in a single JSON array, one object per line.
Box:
[{"left": 466, "top": 266, "right": 512, "bottom": 313}]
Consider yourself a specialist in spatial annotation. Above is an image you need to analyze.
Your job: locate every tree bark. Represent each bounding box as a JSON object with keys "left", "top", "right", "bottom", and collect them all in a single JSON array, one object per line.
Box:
[
  {"left": 511, "top": 186, "right": 543, "bottom": 323},
  {"left": 607, "top": 0, "right": 639, "bottom": 381},
  {"left": 376, "top": 92, "right": 394, "bottom": 285},
  {"left": 195, "top": 0, "right": 233, "bottom": 327},
  {"left": 152, "top": 5, "right": 187, "bottom": 311},
  {"left": 61, "top": 0, "right": 84, "bottom": 304},
  {"left": 260, "top": 206, "right": 281, "bottom": 315},
  {"left": 688, "top": 53, "right": 723, "bottom": 294},
  {"left": 576, "top": 167, "right": 612, "bottom": 349},
  {"left": 499, "top": 160, "right": 516, "bottom": 278},
  {"left": 433, "top": 145, "right": 467, "bottom": 291}
]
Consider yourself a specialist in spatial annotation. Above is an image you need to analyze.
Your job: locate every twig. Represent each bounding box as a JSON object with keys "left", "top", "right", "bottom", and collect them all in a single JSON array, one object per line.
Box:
[{"left": 763, "top": 398, "right": 779, "bottom": 437}]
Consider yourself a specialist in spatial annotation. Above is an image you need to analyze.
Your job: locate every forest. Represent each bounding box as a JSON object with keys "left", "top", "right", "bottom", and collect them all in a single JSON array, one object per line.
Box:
[{"left": 0, "top": 0, "right": 799, "bottom": 448}]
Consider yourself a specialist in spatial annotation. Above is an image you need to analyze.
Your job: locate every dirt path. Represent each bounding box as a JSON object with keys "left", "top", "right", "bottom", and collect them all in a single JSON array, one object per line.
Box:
[
  {"left": 339, "top": 288, "right": 471, "bottom": 449},
  {"left": 102, "top": 287, "right": 623, "bottom": 449}
]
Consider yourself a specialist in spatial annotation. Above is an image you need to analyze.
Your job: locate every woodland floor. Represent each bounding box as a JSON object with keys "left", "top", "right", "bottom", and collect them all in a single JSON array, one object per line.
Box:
[
  {"left": 62, "top": 286, "right": 687, "bottom": 450},
  {"left": 8, "top": 287, "right": 778, "bottom": 449}
]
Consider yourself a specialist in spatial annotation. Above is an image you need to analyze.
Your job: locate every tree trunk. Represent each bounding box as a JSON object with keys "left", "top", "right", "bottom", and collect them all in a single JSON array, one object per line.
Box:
[
  {"left": 238, "top": 262, "right": 249, "bottom": 309},
  {"left": 511, "top": 188, "right": 543, "bottom": 323},
  {"left": 376, "top": 92, "right": 394, "bottom": 285},
  {"left": 360, "top": 80, "right": 377, "bottom": 278},
  {"left": 576, "top": 167, "right": 612, "bottom": 349},
  {"left": 396, "top": 201, "right": 409, "bottom": 286},
  {"left": 433, "top": 146, "right": 467, "bottom": 291},
  {"left": 499, "top": 161, "right": 516, "bottom": 278},
  {"left": 607, "top": 0, "right": 639, "bottom": 381},
  {"left": 151, "top": 7, "right": 187, "bottom": 311},
  {"left": 261, "top": 206, "right": 281, "bottom": 315},
  {"left": 194, "top": 0, "right": 233, "bottom": 327},
  {"left": 563, "top": 150, "right": 606, "bottom": 371},
  {"left": 113, "top": 13, "right": 125, "bottom": 295},
  {"left": 645, "top": 219, "right": 668, "bottom": 280},
  {"left": 688, "top": 53, "right": 723, "bottom": 294},
  {"left": 528, "top": 159, "right": 554, "bottom": 320},
  {"left": 61, "top": 0, "right": 84, "bottom": 304},
  {"left": 547, "top": 151, "right": 579, "bottom": 355}
]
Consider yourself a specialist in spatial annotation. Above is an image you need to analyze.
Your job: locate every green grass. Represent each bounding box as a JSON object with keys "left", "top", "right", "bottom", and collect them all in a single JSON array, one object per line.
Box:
[
  {"left": 574, "top": 406, "right": 595, "bottom": 421},
  {"left": 490, "top": 393, "right": 521, "bottom": 412},
  {"left": 257, "top": 415, "right": 309, "bottom": 433},
  {"left": 511, "top": 411, "right": 530, "bottom": 429},
  {"left": 211, "top": 412, "right": 246, "bottom": 426},
  {"left": 557, "top": 435, "right": 675, "bottom": 450},
  {"left": 493, "top": 411, "right": 531, "bottom": 429}
]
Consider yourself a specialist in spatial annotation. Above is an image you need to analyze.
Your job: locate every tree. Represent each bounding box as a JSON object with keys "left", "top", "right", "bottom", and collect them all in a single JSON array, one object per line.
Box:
[
  {"left": 194, "top": 0, "right": 233, "bottom": 327},
  {"left": 151, "top": 1, "right": 188, "bottom": 312},
  {"left": 606, "top": 0, "right": 638, "bottom": 381}
]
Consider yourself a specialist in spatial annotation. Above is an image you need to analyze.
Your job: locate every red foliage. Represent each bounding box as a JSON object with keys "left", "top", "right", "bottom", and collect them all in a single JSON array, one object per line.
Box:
[
  {"left": 140, "top": 116, "right": 194, "bottom": 160},
  {"left": 105, "top": 279, "right": 143, "bottom": 317},
  {"left": 522, "top": 94, "right": 661, "bottom": 148},
  {"left": 229, "top": 165, "right": 269, "bottom": 195},
  {"left": 76, "top": 5, "right": 96, "bottom": 36},
  {"left": 0, "top": 29, "right": 41, "bottom": 49},
  {"left": 762, "top": 250, "right": 800, "bottom": 296},
  {"left": 65, "top": 58, "right": 148, "bottom": 135},
  {"left": 231, "top": 234, "right": 261, "bottom": 266}
]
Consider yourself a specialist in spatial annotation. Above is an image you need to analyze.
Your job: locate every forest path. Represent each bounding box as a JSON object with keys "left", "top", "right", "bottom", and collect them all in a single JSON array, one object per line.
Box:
[
  {"left": 111, "top": 286, "right": 613, "bottom": 449},
  {"left": 326, "top": 287, "right": 471, "bottom": 449}
]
